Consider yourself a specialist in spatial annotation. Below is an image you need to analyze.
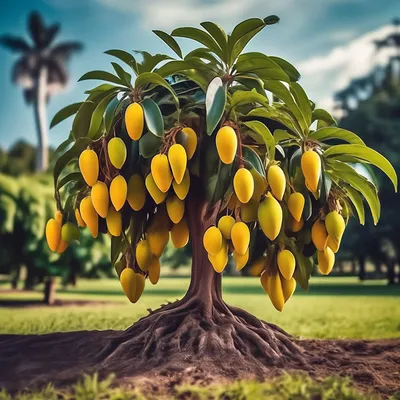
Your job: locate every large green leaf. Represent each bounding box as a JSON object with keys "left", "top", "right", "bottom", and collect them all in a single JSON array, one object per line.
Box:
[
  {"left": 234, "top": 75, "right": 265, "bottom": 95},
  {"left": 57, "top": 172, "right": 82, "bottom": 191},
  {"left": 200, "top": 22, "right": 227, "bottom": 59},
  {"left": 311, "top": 108, "right": 336, "bottom": 128},
  {"left": 139, "top": 132, "right": 162, "bottom": 158},
  {"left": 111, "top": 62, "right": 132, "bottom": 87},
  {"left": 229, "top": 89, "right": 269, "bottom": 110},
  {"left": 78, "top": 70, "right": 124, "bottom": 86},
  {"left": 269, "top": 57, "right": 300, "bottom": 82},
  {"left": 206, "top": 77, "right": 226, "bottom": 135},
  {"left": 243, "top": 120, "right": 275, "bottom": 160},
  {"left": 242, "top": 146, "right": 266, "bottom": 177},
  {"left": 72, "top": 101, "right": 96, "bottom": 139},
  {"left": 344, "top": 185, "right": 365, "bottom": 225},
  {"left": 325, "top": 144, "right": 397, "bottom": 191},
  {"left": 88, "top": 93, "right": 118, "bottom": 138},
  {"left": 50, "top": 102, "right": 83, "bottom": 129},
  {"left": 153, "top": 30, "right": 183, "bottom": 58},
  {"left": 185, "top": 48, "right": 222, "bottom": 66},
  {"left": 290, "top": 247, "right": 313, "bottom": 291},
  {"left": 141, "top": 98, "right": 164, "bottom": 137},
  {"left": 290, "top": 82, "right": 311, "bottom": 128},
  {"left": 111, "top": 235, "right": 125, "bottom": 266},
  {"left": 105, "top": 49, "right": 138, "bottom": 74},
  {"left": 104, "top": 96, "right": 123, "bottom": 133},
  {"left": 309, "top": 127, "right": 365, "bottom": 145}
]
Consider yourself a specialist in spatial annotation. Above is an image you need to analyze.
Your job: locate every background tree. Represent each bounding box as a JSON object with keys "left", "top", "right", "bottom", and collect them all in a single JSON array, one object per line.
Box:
[
  {"left": 46, "top": 16, "right": 396, "bottom": 372},
  {"left": 0, "top": 11, "right": 83, "bottom": 172}
]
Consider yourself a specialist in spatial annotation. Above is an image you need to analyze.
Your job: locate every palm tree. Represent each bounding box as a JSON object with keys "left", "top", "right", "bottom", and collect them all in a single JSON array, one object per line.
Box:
[{"left": 0, "top": 11, "right": 83, "bottom": 172}]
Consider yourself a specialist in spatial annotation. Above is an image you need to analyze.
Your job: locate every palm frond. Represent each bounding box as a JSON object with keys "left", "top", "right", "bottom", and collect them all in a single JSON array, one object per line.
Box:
[
  {"left": 12, "top": 55, "right": 35, "bottom": 88},
  {"left": 50, "top": 41, "right": 83, "bottom": 61},
  {"left": 28, "top": 11, "right": 47, "bottom": 48},
  {"left": 0, "top": 35, "right": 30, "bottom": 52},
  {"left": 43, "top": 23, "right": 60, "bottom": 48}
]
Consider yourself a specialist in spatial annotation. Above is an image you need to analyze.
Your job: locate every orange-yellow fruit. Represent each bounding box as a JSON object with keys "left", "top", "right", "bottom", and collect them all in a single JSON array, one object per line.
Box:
[
  {"left": 233, "top": 168, "right": 254, "bottom": 204},
  {"left": 281, "top": 277, "right": 296, "bottom": 302},
  {"left": 106, "top": 206, "right": 122, "bottom": 237},
  {"left": 79, "top": 149, "right": 99, "bottom": 187},
  {"left": 181, "top": 127, "right": 197, "bottom": 160},
  {"left": 120, "top": 268, "right": 136, "bottom": 302},
  {"left": 301, "top": 150, "right": 321, "bottom": 193},
  {"left": 327, "top": 236, "right": 340, "bottom": 253},
  {"left": 290, "top": 216, "right": 304, "bottom": 233},
  {"left": 147, "top": 218, "right": 169, "bottom": 257},
  {"left": 148, "top": 257, "right": 161, "bottom": 285},
  {"left": 91, "top": 181, "right": 109, "bottom": 218},
  {"left": 80, "top": 196, "right": 98, "bottom": 238},
  {"left": 251, "top": 169, "right": 267, "bottom": 201},
  {"left": 151, "top": 154, "right": 172, "bottom": 193},
  {"left": 240, "top": 200, "right": 258, "bottom": 223},
  {"left": 136, "top": 240, "right": 152, "bottom": 272},
  {"left": 172, "top": 169, "right": 190, "bottom": 200},
  {"left": 249, "top": 256, "right": 266, "bottom": 276},
  {"left": 233, "top": 248, "right": 249, "bottom": 271},
  {"left": 168, "top": 144, "right": 187, "bottom": 184},
  {"left": 208, "top": 240, "right": 228, "bottom": 273},
  {"left": 145, "top": 173, "right": 167, "bottom": 204},
  {"left": 166, "top": 194, "right": 184, "bottom": 224},
  {"left": 277, "top": 249, "right": 296, "bottom": 280},
  {"left": 288, "top": 192, "right": 305, "bottom": 222},
  {"left": 125, "top": 102, "right": 144, "bottom": 140},
  {"left": 216, "top": 126, "right": 237, "bottom": 164},
  {"left": 261, "top": 272, "right": 285, "bottom": 312},
  {"left": 217, "top": 215, "right": 235, "bottom": 240},
  {"left": 203, "top": 226, "right": 223, "bottom": 256},
  {"left": 107, "top": 137, "right": 127, "bottom": 169},
  {"left": 267, "top": 165, "right": 286, "bottom": 201},
  {"left": 258, "top": 195, "right": 283, "bottom": 241},
  {"left": 45, "top": 218, "right": 61, "bottom": 252},
  {"left": 325, "top": 211, "right": 345, "bottom": 245},
  {"left": 312, "top": 219, "right": 328, "bottom": 251},
  {"left": 54, "top": 210, "right": 63, "bottom": 225},
  {"left": 110, "top": 175, "right": 127, "bottom": 211},
  {"left": 75, "top": 209, "right": 86, "bottom": 227},
  {"left": 133, "top": 273, "right": 145, "bottom": 302},
  {"left": 318, "top": 247, "right": 335, "bottom": 275},
  {"left": 231, "top": 221, "right": 250, "bottom": 256},
  {"left": 170, "top": 218, "right": 189, "bottom": 248},
  {"left": 56, "top": 239, "right": 69, "bottom": 254},
  {"left": 61, "top": 222, "right": 80, "bottom": 242},
  {"left": 127, "top": 174, "right": 146, "bottom": 211}
]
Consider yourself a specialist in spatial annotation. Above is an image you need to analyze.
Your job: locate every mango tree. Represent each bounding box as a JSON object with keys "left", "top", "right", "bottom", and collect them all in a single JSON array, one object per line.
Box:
[{"left": 47, "top": 16, "right": 397, "bottom": 371}]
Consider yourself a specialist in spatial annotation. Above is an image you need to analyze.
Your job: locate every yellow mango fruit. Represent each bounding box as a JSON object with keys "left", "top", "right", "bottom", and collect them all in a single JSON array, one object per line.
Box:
[
  {"left": 170, "top": 218, "right": 189, "bottom": 248},
  {"left": 208, "top": 240, "right": 228, "bottom": 273},
  {"left": 166, "top": 194, "right": 184, "bottom": 224},
  {"left": 80, "top": 196, "right": 98, "bottom": 238},
  {"left": 231, "top": 221, "right": 250, "bottom": 256},
  {"left": 312, "top": 219, "right": 328, "bottom": 251},
  {"left": 258, "top": 195, "right": 283, "bottom": 241},
  {"left": 240, "top": 200, "right": 258, "bottom": 223},
  {"left": 261, "top": 272, "right": 285, "bottom": 312},
  {"left": 147, "top": 218, "right": 169, "bottom": 257},
  {"left": 327, "top": 236, "right": 340, "bottom": 253},
  {"left": 125, "top": 102, "right": 144, "bottom": 140},
  {"left": 301, "top": 150, "right": 321, "bottom": 193},
  {"left": 107, "top": 137, "right": 127, "bottom": 169},
  {"left": 120, "top": 268, "right": 136, "bottom": 302},
  {"left": 281, "top": 277, "right": 296, "bottom": 302},
  {"left": 277, "top": 249, "right": 296, "bottom": 280},
  {"left": 75, "top": 208, "right": 86, "bottom": 227},
  {"left": 290, "top": 216, "right": 304, "bottom": 233},
  {"left": 145, "top": 173, "right": 167, "bottom": 204},
  {"left": 56, "top": 239, "right": 69, "bottom": 254},
  {"left": 54, "top": 210, "right": 63, "bottom": 225},
  {"left": 127, "top": 174, "right": 146, "bottom": 211},
  {"left": 133, "top": 273, "right": 145, "bottom": 303},
  {"left": 45, "top": 218, "right": 61, "bottom": 252},
  {"left": 61, "top": 222, "right": 80, "bottom": 243},
  {"left": 106, "top": 206, "right": 122, "bottom": 237},
  {"left": 251, "top": 169, "right": 267, "bottom": 201},
  {"left": 267, "top": 165, "right": 286, "bottom": 201},
  {"left": 110, "top": 175, "right": 127, "bottom": 211},
  {"left": 233, "top": 248, "right": 249, "bottom": 271},
  {"left": 148, "top": 257, "right": 161, "bottom": 285},
  {"left": 288, "top": 192, "right": 305, "bottom": 222},
  {"left": 233, "top": 168, "right": 254, "bottom": 204},
  {"left": 136, "top": 239, "right": 153, "bottom": 272},
  {"left": 151, "top": 154, "right": 172, "bottom": 193},
  {"left": 168, "top": 144, "right": 187, "bottom": 184},
  {"left": 181, "top": 127, "right": 197, "bottom": 160},
  {"left": 172, "top": 169, "right": 190, "bottom": 200},
  {"left": 91, "top": 181, "right": 109, "bottom": 218},
  {"left": 203, "top": 226, "right": 223, "bottom": 256},
  {"left": 217, "top": 215, "right": 235, "bottom": 240},
  {"left": 318, "top": 247, "right": 335, "bottom": 275},
  {"left": 325, "top": 211, "right": 345, "bottom": 245},
  {"left": 79, "top": 149, "right": 99, "bottom": 187},
  {"left": 216, "top": 126, "right": 237, "bottom": 164},
  {"left": 249, "top": 256, "right": 267, "bottom": 276}
]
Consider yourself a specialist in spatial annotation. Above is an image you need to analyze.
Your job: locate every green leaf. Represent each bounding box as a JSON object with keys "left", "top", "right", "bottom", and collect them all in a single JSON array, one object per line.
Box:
[
  {"left": 104, "top": 49, "right": 138, "bottom": 74},
  {"left": 88, "top": 93, "right": 118, "bottom": 138},
  {"left": 185, "top": 48, "right": 222, "bottom": 66},
  {"left": 229, "top": 89, "right": 269, "bottom": 110},
  {"left": 78, "top": 70, "right": 124, "bottom": 86},
  {"left": 291, "top": 248, "right": 313, "bottom": 291},
  {"left": 242, "top": 146, "right": 265, "bottom": 177},
  {"left": 135, "top": 72, "right": 178, "bottom": 107},
  {"left": 269, "top": 56, "right": 300, "bottom": 81},
  {"left": 57, "top": 172, "right": 82, "bottom": 190},
  {"left": 111, "top": 235, "right": 124, "bottom": 266},
  {"left": 72, "top": 101, "right": 96, "bottom": 139},
  {"left": 344, "top": 185, "right": 365, "bottom": 225},
  {"left": 141, "top": 98, "right": 164, "bottom": 137},
  {"left": 243, "top": 120, "right": 275, "bottom": 161},
  {"left": 50, "top": 102, "right": 83, "bottom": 129},
  {"left": 200, "top": 22, "right": 227, "bottom": 58},
  {"left": 206, "top": 77, "right": 226, "bottom": 135},
  {"left": 325, "top": 144, "right": 397, "bottom": 191},
  {"left": 111, "top": 62, "right": 132, "bottom": 87},
  {"left": 139, "top": 132, "right": 162, "bottom": 158},
  {"left": 290, "top": 82, "right": 311, "bottom": 128},
  {"left": 311, "top": 108, "right": 336, "bottom": 127},
  {"left": 104, "top": 96, "right": 123, "bottom": 133},
  {"left": 234, "top": 75, "right": 265, "bottom": 95},
  {"left": 53, "top": 135, "right": 74, "bottom": 159},
  {"left": 153, "top": 30, "right": 183, "bottom": 58},
  {"left": 273, "top": 129, "right": 295, "bottom": 143},
  {"left": 309, "top": 127, "right": 365, "bottom": 145}
]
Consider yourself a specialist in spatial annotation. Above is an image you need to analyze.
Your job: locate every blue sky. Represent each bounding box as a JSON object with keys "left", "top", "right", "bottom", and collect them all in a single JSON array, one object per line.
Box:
[{"left": 0, "top": 0, "right": 399, "bottom": 149}]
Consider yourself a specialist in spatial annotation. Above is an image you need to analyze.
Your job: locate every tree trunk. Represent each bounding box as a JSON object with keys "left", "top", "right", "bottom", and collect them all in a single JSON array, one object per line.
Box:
[
  {"left": 33, "top": 67, "right": 49, "bottom": 172},
  {"left": 358, "top": 255, "right": 366, "bottom": 281},
  {"left": 387, "top": 260, "right": 396, "bottom": 285},
  {"left": 43, "top": 277, "right": 56, "bottom": 305}
]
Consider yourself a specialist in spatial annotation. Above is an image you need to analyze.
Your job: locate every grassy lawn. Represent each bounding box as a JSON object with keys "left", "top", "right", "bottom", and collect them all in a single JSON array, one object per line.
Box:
[{"left": 0, "top": 276, "right": 399, "bottom": 339}]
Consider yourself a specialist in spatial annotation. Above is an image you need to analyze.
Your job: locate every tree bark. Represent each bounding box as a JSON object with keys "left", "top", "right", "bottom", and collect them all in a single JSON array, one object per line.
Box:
[
  {"left": 33, "top": 67, "right": 49, "bottom": 172},
  {"left": 358, "top": 255, "right": 366, "bottom": 281},
  {"left": 43, "top": 277, "right": 56, "bottom": 305}
]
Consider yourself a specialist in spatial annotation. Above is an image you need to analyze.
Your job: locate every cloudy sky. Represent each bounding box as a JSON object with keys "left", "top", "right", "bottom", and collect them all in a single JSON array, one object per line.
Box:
[{"left": 0, "top": 0, "right": 399, "bottom": 149}]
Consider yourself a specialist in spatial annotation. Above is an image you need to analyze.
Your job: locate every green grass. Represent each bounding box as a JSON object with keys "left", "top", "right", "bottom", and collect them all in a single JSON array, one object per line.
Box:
[{"left": 0, "top": 276, "right": 399, "bottom": 339}]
